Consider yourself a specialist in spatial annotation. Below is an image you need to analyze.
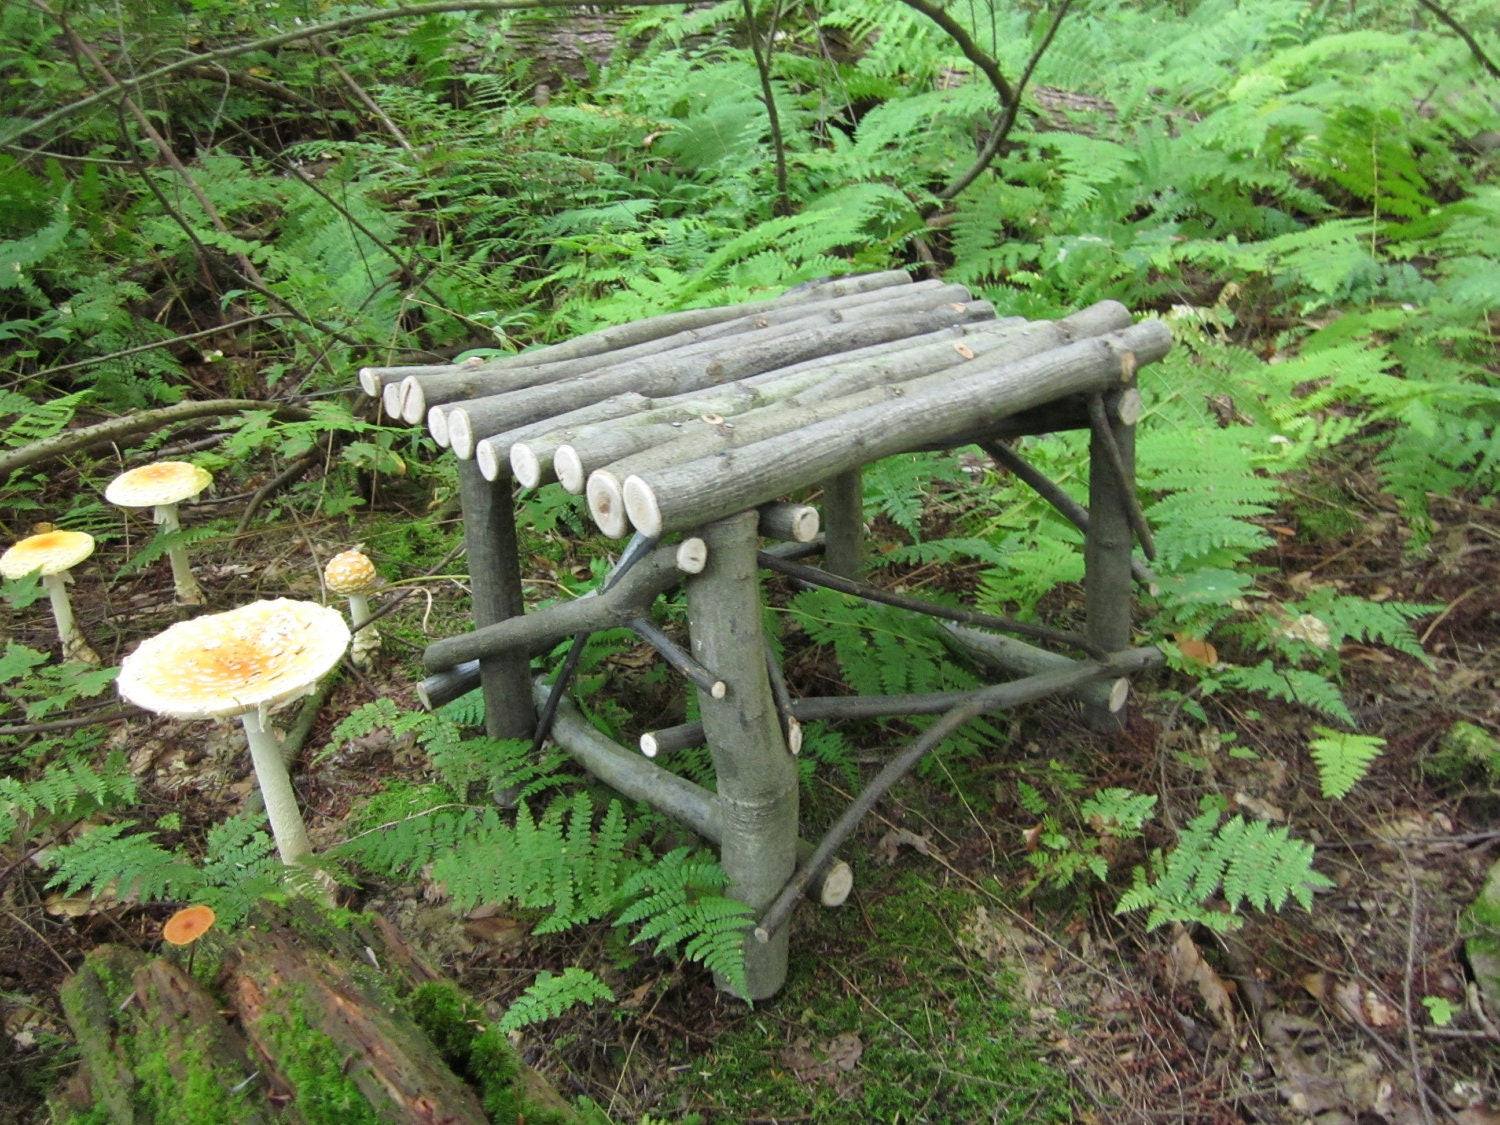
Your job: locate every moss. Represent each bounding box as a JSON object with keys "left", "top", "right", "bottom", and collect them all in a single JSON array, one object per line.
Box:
[
  {"left": 667, "top": 872, "right": 1074, "bottom": 1125},
  {"left": 131, "top": 1027, "right": 254, "bottom": 1124},
  {"left": 258, "top": 1007, "right": 381, "bottom": 1125},
  {"left": 405, "top": 981, "right": 579, "bottom": 1125}
]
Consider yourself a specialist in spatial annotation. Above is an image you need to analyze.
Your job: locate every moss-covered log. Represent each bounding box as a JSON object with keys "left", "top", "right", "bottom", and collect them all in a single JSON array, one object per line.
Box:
[{"left": 56, "top": 904, "right": 583, "bottom": 1125}]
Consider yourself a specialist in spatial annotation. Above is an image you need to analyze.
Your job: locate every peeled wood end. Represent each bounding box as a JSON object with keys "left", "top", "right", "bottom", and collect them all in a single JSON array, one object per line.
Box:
[
  {"left": 358, "top": 367, "right": 382, "bottom": 398},
  {"left": 510, "top": 443, "right": 540, "bottom": 488},
  {"left": 675, "top": 538, "right": 708, "bottom": 574},
  {"left": 448, "top": 410, "right": 475, "bottom": 460},
  {"left": 554, "top": 446, "right": 585, "bottom": 493},
  {"left": 398, "top": 377, "right": 426, "bottom": 425},
  {"left": 586, "top": 472, "right": 629, "bottom": 539},
  {"left": 819, "top": 860, "right": 854, "bottom": 908},
  {"left": 427, "top": 405, "right": 450, "bottom": 448},
  {"left": 622, "top": 475, "right": 662, "bottom": 538},
  {"left": 381, "top": 381, "right": 403, "bottom": 421},
  {"left": 639, "top": 733, "right": 659, "bottom": 758},
  {"left": 1116, "top": 387, "right": 1143, "bottom": 426},
  {"left": 786, "top": 717, "right": 803, "bottom": 755},
  {"left": 477, "top": 440, "right": 505, "bottom": 482},
  {"left": 1108, "top": 677, "right": 1129, "bottom": 713},
  {"left": 709, "top": 680, "right": 727, "bottom": 700}
]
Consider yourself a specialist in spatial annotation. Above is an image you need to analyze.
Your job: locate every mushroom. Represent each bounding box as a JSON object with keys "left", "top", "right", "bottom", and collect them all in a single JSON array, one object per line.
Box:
[
  {"left": 162, "top": 903, "right": 216, "bottom": 972},
  {"left": 162, "top": 903, "right": 216, "bottom": 946},
  {"left": 116, "top": 599, "right": 349, "bottom": 871},
  {"left": 323, "top": 548, "right": 381, "bottom": 667},
  {"left": 0, "top": 529, "right": 100, "bottom": 664},
  {"left": 104, "top": 461, "right": 214, "bottom": 606}
]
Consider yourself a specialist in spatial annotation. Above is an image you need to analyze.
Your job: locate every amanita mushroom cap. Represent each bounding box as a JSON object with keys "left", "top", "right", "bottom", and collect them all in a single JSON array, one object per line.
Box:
[
  {"left": 117, "top": 599, "right": 350, "bottom": 720},
  {"left": 0, "top": 530, "right": 95, "bottom": 580},
  {"left": 104, "top": 461, "right": 213, "bottom": 509},
  {"left": 162, "top": 904, "right": 216, "bottom": 945},
  {"left": 323, "top": 550, "right": 378, "bottom": 597}
]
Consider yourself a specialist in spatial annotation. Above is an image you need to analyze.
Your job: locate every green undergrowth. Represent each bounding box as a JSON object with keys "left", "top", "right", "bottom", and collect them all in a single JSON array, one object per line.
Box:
[{"left": 662, "top": 873, "right": 1072, "bottom": 1124}]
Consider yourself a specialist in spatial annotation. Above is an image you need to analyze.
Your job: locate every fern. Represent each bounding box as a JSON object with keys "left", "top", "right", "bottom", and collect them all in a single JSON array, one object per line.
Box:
[
  {"left": 1220, "top": 660, "right": 1353, "bottom": 726},
  {"left": 496, "top": 967, "right": 614, "bottom": 1034},
  {"left": 1117, "top": 807, "right": 1333, "bottom": 933},
  {"left": 0, "top": 751, "right": 137, "bottom": 840},
  {"left": 44, "top": 822, "right": 201, "bottom": 902},
  {"left": 1308, "top": 727, "right": 1385, "bottom": 799},
  {"left": 615, "top": 846, "right": 751, "bottom": 996}
]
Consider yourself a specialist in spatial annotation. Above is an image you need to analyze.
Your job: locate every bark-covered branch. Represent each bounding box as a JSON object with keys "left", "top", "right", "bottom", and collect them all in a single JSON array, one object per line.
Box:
[{"left": 0, "top": 399, "right": 309, "bottom": 480}]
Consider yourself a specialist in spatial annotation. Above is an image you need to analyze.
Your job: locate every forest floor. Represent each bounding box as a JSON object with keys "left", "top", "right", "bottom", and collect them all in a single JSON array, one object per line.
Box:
[{"left": 2, "top": 456, "right": 1498, "bottom": 1125}]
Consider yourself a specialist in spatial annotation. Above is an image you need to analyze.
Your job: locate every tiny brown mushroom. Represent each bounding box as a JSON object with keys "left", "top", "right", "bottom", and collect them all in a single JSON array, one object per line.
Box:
[
  {"left": 105, "top": 461, "right": 213, "bottom": 605},
  {"left": 0, "top": 530, "right": 100, "bottom": 664}
]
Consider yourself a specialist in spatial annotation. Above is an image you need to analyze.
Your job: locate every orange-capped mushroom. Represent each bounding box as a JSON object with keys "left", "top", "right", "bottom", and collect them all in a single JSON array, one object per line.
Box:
[{"left": 162, "top": 903, "right": 216, "bottom": 945}]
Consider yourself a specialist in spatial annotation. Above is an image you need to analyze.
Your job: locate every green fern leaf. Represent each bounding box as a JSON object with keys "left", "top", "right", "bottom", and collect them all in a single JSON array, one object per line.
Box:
[
  {"left": 496, "top": 967, "right": 613, "bottom": 1034},
  {"left": 1308, "top": 727, "right": 1385, "bottom": 799}
]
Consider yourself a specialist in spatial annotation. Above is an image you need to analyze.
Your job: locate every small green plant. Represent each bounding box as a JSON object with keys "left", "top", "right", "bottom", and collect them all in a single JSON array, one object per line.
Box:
[
  {"left": 1117, "top": 803, "right": 1334, "bottom": 933},
  {"left": 1308, "top": 727, "right": 1386, "bottom": 799},
  {"left": 330, "top": 702, "right": 751, "bottom": 996}
]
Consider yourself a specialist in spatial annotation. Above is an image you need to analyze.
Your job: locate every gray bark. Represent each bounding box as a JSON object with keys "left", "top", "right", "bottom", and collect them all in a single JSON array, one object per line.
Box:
[
  {"left": 456, "top": 461, "right": 535, "bottom": 738},
  {"left": 514, "top": 317, "right": 1026, "bottom": 486},
  {"left": 549, "top": 302, "right": 1126, "bottom": 494},
  {"left": 1083, "top": 386, "right": 1139, "bottom": 732},
  {"left": 755, "top": 647, "right": 1165, "bottom": 942},
  {"left": 424, "top": 540, "right": 690, "bottom": 672},
  {"left": 444, "top": 298, "right": 995, "bottom": 457},
  {"left": 622, "top": 321, "right": 1171, "bottom": 539},
  {"left": 820, "top": 468, "right": 863, "bottom": 577},
  {"left": 539, "top": 685, "right": 849, "bottom": 907},
  {"left": 397, "top": 274, "right": 949, "bottom": 422},
  {"left": 686, "top": 512, "right": 798, "bottom": 999}
]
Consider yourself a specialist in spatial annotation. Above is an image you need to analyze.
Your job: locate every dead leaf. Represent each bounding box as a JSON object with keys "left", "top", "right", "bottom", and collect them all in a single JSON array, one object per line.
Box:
[
  {"left": 825, "top": 1032, "right": 862, "bottom": 1072},
  {"left": 1173, "top": 635, "right": 1219, "bottom": 665},
  {"left": 876, "top": 828, "right": 942, "bottom": 866},
  {"left": 1234, "top": 791, "right": 1287, "bottom": 822},
  {"left": 1165, "top": 925, "right": 1236, "bottom": 1030}
]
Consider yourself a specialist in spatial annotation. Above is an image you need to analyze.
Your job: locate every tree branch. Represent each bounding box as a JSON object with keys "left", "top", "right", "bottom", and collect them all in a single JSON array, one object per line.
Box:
[
  {"left": 1413, "top": 0, "right": 1500, "bottom": 81},
  {"left": 0, "top": 399, "right": 310, "bottom": 480}
]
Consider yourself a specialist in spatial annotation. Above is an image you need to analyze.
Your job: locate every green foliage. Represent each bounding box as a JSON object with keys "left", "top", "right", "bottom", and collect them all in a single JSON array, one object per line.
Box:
[
  {"left": 496, "top": 967, "right": 615, "bottom": 1034},
  {"left": 1117, "top": 806, "right": 1334, "bottom": 933},
  {"left": 0, "top": 751, "right": 136, "bottom": 842},
  {"left": 1308, "top": 727, "right": 1386, "bottom": 799},
  {"left": 331, "top": 703, "right": 748, "bottom": 989}
]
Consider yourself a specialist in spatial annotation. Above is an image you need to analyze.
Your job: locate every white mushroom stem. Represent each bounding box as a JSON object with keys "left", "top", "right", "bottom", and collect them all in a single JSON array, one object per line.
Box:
[
  {"left": 43, "top": 573, "right": 99, "bottom": 665},
  {"left": 240, "top": 709, "right": 313, "bottom": 866},
  {"left": 345, "top": 593, "right": 382, "bottom": 667},
  {"left": 153, "top": 502, "right": 204, "bottom": 606}
]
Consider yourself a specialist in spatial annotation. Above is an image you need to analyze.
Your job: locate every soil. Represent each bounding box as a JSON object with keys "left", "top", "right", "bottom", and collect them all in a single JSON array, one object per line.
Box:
[{"left": 1, "top": 463, "right": 1497, "bottom": 1124}]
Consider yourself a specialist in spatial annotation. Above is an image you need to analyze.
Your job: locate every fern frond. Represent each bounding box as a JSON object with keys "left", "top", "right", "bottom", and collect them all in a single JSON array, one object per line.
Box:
[
  {"left": 1308, "top": 727, "right": 1385, "bottom": 799},
  {"left": 44, "top": 823, "right": 201, "bottom": 903},
  {"left": 496, "top": 967, "right": 613, "bottom": 1034}
]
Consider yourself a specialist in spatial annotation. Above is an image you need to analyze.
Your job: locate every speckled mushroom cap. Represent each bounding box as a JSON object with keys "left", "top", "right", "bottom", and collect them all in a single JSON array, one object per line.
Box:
[
  {"left": 117, "top": 599, "right": 349, "bottom": 720},
  {"left": 105, "top": 461, "right": 213, "bottom": 508},
  {"left": 323, "top": 550, "right": 378, "bottom": 596},
  {"left": 0, "top": 530, "right": 95, "bottom": 580}
]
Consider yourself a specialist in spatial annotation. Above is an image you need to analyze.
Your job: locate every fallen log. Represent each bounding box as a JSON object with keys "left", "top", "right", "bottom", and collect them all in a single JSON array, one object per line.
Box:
[
  {"left": 622, "top": 320, "right": 1172, "bottom": 539},
  {"left": 57, "top": 903, "right": 584, "bottom": 1124}
]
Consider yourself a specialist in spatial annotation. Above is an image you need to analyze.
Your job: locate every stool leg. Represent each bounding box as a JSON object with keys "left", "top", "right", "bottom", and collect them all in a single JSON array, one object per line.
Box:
[
  {"left": 1083, "top": 388, "right": 1136, "bottom": 732},
  {"left": 457, "top": 460, "right": 536, "bottom": 740},
  {"left": 687, "top": 510, "right": 799, "bottom": 999},
  {"left": 820, "top": 467, "right": 864, "bottom": 578}
]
